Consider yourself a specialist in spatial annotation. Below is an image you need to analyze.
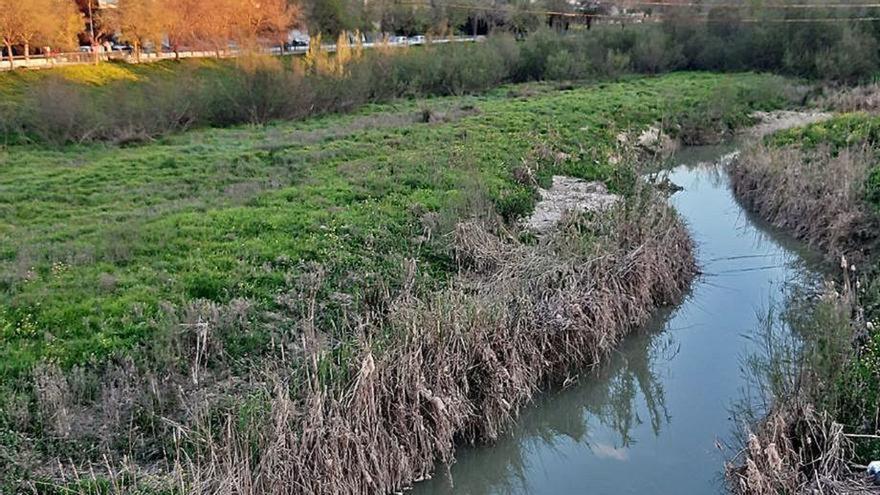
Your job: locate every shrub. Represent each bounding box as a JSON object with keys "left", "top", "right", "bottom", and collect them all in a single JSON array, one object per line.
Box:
[
  {"left": 815, "top": 27, "right": 880, "bottom": 84},
  {"left": 631, "top": 28, "right": 683, "bottom": 74},
  {"left": 21, "top": 77, "right": 102, "bottom": 145}
]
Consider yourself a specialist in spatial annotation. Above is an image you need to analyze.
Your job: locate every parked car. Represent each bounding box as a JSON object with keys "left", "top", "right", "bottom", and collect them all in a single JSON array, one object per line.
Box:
[
  {"left": 390, "top": 36, "right": 408, "bottom": 45},
  {"left": 408, "top": 35, "right": 426, "bottom": 45},
  {"left": 111, "top": 44, "right": 132, "bottom": 52},
  {"left": 287, "top": 38, "right": 309, "bottom": 50},
  {"left": 78, "top": 45, "right": 93, "bottom": 53}
]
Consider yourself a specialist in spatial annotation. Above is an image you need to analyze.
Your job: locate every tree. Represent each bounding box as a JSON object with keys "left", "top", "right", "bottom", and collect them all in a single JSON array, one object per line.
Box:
[
  {"left": 195, "top": 0, "right": 240, "bottom": 56},
  {"left": 244, "top": 0, "right": 301, "bottom": 52},
  {"left": 161, "top": 0, "right": 195, "bottom": 59},
  {"left": 0, "top": 0, "right": 24, "bottom": 67},
  {"left": 0, "top": 0, "right": 80, "bottom": 68},
  {"left": 544, "top": 0, "right": 572, "bottom": 31},
  {"left": 308, "top": 0, "right": 352, "bottom": 37},
  {"left": 109, "top": 0, "right": 166, "bottom": 62},
  {"left": 46, "top": 0, "right": 83, "bottom": 52}
]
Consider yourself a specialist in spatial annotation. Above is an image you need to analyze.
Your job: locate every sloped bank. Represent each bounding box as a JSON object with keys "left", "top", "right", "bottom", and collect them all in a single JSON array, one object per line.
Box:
[
  {"left": 178, "top": 185, "right": 696, "bottom": 494},
  {"left": 725, "top": 112, "right": 880, "bottom": 493}
]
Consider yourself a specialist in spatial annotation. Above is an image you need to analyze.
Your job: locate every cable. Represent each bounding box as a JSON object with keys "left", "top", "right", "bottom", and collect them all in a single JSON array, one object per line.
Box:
[
  {"left": 618, "top": 1, "right": 880, "bottom": 9},
  {"left": 397, "top": 0, "right": 880, "bottom": 23}
]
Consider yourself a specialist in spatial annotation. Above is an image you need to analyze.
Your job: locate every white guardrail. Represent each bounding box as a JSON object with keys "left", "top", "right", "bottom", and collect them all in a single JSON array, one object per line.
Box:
[{"left": 0, "top": 36, "right": 483, "bottom": 71}]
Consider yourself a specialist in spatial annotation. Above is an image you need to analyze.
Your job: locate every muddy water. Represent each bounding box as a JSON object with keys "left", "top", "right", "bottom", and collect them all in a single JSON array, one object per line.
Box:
[{"left": 412, "top": 145, "right": 822, "bottom": 494}]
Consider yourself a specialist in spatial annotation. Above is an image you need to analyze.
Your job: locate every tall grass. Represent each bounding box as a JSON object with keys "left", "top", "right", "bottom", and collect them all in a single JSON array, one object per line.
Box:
[{"left": 5, "top": 15, "right": 868, "bottom": 146}]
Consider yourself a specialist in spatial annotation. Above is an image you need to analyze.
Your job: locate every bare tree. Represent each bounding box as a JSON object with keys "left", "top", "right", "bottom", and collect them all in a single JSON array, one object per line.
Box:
[
  {"left": 0, "top": 0, "right": 80, "bottom": 68},
  {"left": 161, "top": 0, "right": 193, "bottom": 59},
  {"left": 0, "top": 0, "right": 23, "bottom": 68},
  {"left": 193, "top": 0, "right": 240, "bottom": 57},
  {"left": 253, "top": 0, "right": 302, "bottom": 53},
  {"left": 109, "top": 0, "right": 165, "bottom": 62}
]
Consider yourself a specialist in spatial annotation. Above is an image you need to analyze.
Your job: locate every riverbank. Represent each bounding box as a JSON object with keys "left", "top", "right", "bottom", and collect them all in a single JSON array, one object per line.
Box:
[
  {"left": 0, "top": 72, "right": 791, "bottom": 493},
  {"left": 726, "top": 111, "right": 880, "bottom": 492},
  {"left": 413, "top": 143, "right": 830, "bottom": 494}
]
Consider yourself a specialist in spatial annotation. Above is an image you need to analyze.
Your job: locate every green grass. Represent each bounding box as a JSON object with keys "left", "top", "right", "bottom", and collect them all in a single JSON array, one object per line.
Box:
[
  {"left": 770, "top": 112, "right": 880, "bottom": 153},
  {"left": 0, "top": 72, "right": 787, "bottom": 377},
  {"left": 0, "top": 58, "right": 233, "bottom": 98}
]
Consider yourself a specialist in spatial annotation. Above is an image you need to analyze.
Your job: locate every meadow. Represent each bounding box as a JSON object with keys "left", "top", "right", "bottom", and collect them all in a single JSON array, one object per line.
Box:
[{"left": 0, "top": 70, "right": 793, "bottom": 491}]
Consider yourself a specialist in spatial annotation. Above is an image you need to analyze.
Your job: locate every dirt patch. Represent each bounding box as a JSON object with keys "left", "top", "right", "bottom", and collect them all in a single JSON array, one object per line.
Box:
[
  {"left": 744, "top": 110, "right": 833, "bottom": 139},
  {"left": 523, "top": 176, "right": 620, "bottom": 233}
]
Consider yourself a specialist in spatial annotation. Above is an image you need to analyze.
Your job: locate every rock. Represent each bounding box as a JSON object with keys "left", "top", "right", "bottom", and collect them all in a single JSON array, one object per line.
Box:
[
  {"left": 523, "top": 176, "right": 619, "bottom": 233},
  {"left": 636, "top": 126, "right": 678, "bottom": 156}
]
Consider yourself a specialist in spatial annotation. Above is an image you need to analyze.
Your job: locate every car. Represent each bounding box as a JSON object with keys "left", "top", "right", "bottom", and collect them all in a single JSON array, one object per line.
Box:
[
  {"left": 391, "top": 36, "right": 408, "bottom": 45},
  {"left": 111, "top": 44, "right": 131, "bottom": 52},
  {"left": 78, "top": 45, "right": 93, "bottom": 53},
  {"left": 408, "top": 35, "right": 426, "bottom": 45},
  {"left": 287, "top": 38, "right": 309, "bottom": 50}
]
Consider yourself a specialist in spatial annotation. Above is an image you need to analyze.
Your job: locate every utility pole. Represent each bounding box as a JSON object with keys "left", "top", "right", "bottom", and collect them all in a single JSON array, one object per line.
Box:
[{"left": 87, "top": 0, "right": 99, "bottom": 64}]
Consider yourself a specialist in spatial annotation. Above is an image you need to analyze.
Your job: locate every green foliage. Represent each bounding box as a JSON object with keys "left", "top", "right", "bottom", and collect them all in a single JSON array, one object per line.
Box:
[
  {"left": 673, "top": 76, "right": 797, "bottom": 144},
  {"left": 815, "top": 27, "right": 880, "bottom": 84},
  {"left": 308, "top": 0, "right": 354, "bottom": 37},
  {"left": 770, "top": 113, "right": 880, "bottom": 153},
  {"left": 0, "top": 72, "right": 785, "bottom": 377}
]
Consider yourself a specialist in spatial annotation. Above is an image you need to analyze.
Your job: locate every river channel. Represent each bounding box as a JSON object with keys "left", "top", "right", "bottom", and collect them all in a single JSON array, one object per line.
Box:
[{"left": 413, "top": 144, "right": 823, "bottom": 494}]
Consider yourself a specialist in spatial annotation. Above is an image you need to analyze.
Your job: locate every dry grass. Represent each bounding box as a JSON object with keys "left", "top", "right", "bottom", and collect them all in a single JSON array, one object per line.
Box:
[
  {"left": 814, "top": 84, "right": 880, "bottom": 114},
  {"left": 727, "top": 400, "right": 874, "bottom": 494},
  {"left": 176, "top": 191, "right": 694, "bottom": 495},
  {"left": 729, "top": 143, "right": 879, "bottom": 263},
  {"left": 17, "top": 186, "right": 695, "bottom": 494}
]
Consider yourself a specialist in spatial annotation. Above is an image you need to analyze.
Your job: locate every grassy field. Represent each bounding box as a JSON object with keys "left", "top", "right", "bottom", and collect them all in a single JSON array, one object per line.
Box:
[
  {"left": 0, "top": 70, "right": 801, "bottom": 493},
  {"left": 0, "top": 59, "right": 231, "bottom": 97},
  {"left": 0, "top": 72, "right": 789, "bottom": 377}
]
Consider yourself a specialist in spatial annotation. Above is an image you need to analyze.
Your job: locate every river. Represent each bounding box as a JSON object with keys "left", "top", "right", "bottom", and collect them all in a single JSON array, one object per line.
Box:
[{"left": 412, "top": 145, "right": 823, "bottom": 494}]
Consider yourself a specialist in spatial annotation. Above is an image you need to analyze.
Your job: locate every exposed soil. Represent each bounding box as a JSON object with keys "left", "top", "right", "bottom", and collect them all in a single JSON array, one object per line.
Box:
[
  {"left": 524, "top": 176, "right": 619, "bottom": 233},
  {"left": 744, "top": 110, "right": 833, "bottom": 139}
]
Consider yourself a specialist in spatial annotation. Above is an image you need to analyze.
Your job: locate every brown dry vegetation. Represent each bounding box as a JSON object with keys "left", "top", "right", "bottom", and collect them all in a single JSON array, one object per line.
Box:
[
  {"left": 729, "top": 144, "right": 879, "bottom": 264},
  {"left": 14, "top": 186, "right": 695, "bottom": 494},
  {"left": 728, "top": 401, "right": 872, "bottom": 494},
  {"left": 725, "top": 118, "right": 880, "bottom": 494},
  {"left": 813, "top": 84, "right": 880, "bottom": 114}
]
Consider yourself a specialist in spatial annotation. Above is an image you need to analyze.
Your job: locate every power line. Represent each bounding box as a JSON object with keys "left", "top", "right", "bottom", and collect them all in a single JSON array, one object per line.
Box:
[
  {"left": 399, "top": 0, "right": 880, "bottom": 23},
  {"left": 622, "top": 1, "right": 880, "bottom": 9}
]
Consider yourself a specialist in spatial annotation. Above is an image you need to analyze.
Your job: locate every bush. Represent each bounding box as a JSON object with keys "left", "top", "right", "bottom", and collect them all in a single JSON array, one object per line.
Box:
[
  {"left": 815, "top": 27, "right": 880, "bottom": 84},
  {"left": 6, "top": 18, "right": 878, "bottom": 146},
  {"left": 21, "top": 77, "right": 102, "bottom": 145},
  {"left": 631, "top": 28, "right": 683, "bottom": 74}
]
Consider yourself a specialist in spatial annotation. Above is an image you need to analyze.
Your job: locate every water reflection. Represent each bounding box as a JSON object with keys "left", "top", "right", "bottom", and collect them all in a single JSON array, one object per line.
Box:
[
  {"left": 413, "top": 145, "right": 821, "bottom": 495},
  {"left": 421, "top": 309, "right": 680, "bottom": 495}
]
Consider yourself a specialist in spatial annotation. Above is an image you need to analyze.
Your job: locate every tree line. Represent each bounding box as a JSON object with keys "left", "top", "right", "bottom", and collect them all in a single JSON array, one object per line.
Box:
[
  {"left": 0, "top": 0, "right": 301, "bottom": 64},
  {"left": 0, "top": 0, "right": 619, "bottom": 65}
]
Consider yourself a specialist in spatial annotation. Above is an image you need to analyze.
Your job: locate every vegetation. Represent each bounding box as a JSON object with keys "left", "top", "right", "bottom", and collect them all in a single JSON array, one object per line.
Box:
[
  {"left": 0, "top": 71, "right": 791, "bottom": 492},
  {"left": 728, "top": 111, "right": 880, "bottom": 492},
  {"left": 0, "top": 25, "right": 810, "bottom": 147},
  {"left": 0, "top": 0, "right": 81, "bottom": 64}
]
